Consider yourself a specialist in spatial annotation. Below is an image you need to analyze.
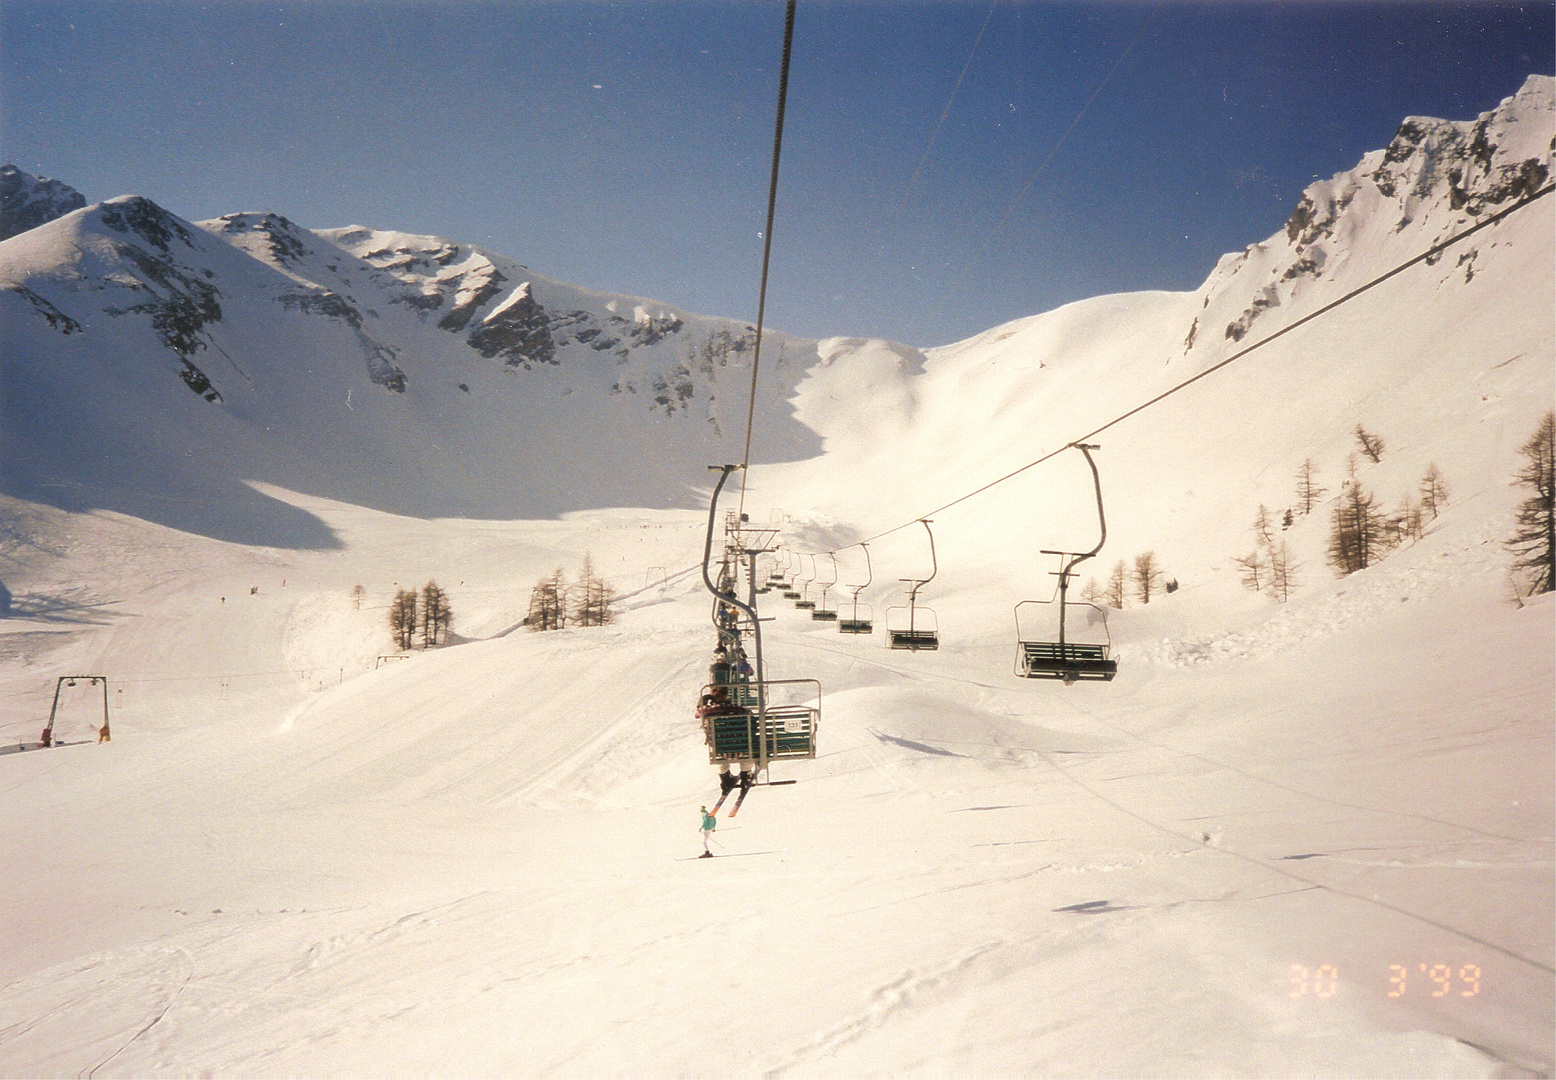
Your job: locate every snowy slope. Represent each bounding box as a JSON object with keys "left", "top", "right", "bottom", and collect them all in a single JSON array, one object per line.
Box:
[
  {"left": 0, "top": 197, "right": 820, "bottom": 544},
  {"left": 0, "top": 78, "right": 1550, "bottom": 1078},
  {"left": 752, "top": 75, "right": 1554, "bottom": 614}
]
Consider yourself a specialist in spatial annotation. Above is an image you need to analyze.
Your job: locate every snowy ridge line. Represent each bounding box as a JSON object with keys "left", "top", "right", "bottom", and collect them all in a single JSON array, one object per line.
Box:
[
  {"left": 795, "top": 181, "right": 1556, "bottom": 556},
  {"left": 1029, "top": 736, "right": 1556, "bottom": 975}
]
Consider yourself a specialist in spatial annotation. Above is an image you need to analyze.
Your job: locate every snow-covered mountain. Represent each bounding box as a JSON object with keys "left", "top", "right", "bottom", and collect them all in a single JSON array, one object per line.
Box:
[
  {"left": 1190, "top": 73, "right": 1552, "bottom": 354},
  {"left": 0, "top": 192, "right": 820, "bottom": 545},
  {"left": 755, "top": 75, "right": 1553, "bottom": 610},
  {"left": 0, "top": 165, "right": 85, "bottom": 241},
  {"left": 0, "top": 78, "right": 1551, "bottom": 1080}
]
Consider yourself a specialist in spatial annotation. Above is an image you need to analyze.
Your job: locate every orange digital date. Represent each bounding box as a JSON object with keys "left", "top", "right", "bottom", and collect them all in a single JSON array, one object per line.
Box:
[{"left": 1288, "top": 963, "right": 1482, "bottom": 999}]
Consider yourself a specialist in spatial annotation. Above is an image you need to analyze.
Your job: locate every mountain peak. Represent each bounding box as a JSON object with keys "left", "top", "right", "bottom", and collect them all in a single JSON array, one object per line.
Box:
[
  {"left": 1186, "top": 74, "right": 1553, "bottom": 355},
  {"left": 0, "top": 165, "right": 86, "bottom": 241}
]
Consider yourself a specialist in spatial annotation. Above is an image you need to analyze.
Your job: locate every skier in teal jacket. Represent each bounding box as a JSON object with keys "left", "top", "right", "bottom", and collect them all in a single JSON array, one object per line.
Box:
[{"left": 699, "top": 805, "right": 717, "bottom": 857}]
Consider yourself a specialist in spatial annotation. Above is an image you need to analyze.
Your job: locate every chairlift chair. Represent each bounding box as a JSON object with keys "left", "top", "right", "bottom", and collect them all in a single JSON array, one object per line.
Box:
[
  {"left": 810, "top": 553, "right": 839, "bottom": 620},
  {"left": 1014, "top": 443, "right": 1118, "bottom": 684},
  {"left": 780, "top": 551, "right": 802, "bottom": 598},
  {"left": 885, "top": 520, "right": 939, "bottom": 650},
  {"left": 793, "top": 554, "right": 817, "bottom": 609},
  {"left": 838, "top": 543, "right": 874, "bottom": 633}
]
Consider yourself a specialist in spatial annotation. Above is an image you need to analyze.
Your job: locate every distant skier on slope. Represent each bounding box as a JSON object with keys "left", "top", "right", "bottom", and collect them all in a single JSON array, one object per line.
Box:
[{"left": 699, "top": 805, "right": 717, "bottom": 857}]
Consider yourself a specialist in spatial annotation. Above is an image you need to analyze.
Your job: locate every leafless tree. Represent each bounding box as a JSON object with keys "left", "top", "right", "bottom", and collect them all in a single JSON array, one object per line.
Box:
[
  {"left": 1133, "top": 551, "right": 1165, "bottom": 605},
  {"left": 1233, "top": 550, "right": 1268, "bottom": 592},
  {"left": 1267, "top": 539, "right": 1300, "bottom": 603},
  {"left": 1419, "top": 463, "right": 1449, "bottom": 520},
  {"left": 571, "top": 554, "right": 616, "bottom": 627},
  {"left": 1104, "top": 560, "right": 1128, "bottom": 609},
  {"left": 420, "top": 580, "right": 453, "bottom": 647},
  {"left": 1354, "top": 424, "right": 1385, "bottom": 463},
  {"left": 1507, "top": 410, "right": 1555, "bottom": 595},
  {"left": 1328, "top": 460, "right": 1389, "bottom": 575},
  {"left": 1252, "top": 504, "right": 1276, "bottom": 548},
  {"left": 527, "top": 570, "right": 567, "bottom": 631},
  {"left": 1295, "top": 458, "right": 1327, "bottom": 515},
  {"left": 388, "top": 588, "right": 418, "bottom": 650}
]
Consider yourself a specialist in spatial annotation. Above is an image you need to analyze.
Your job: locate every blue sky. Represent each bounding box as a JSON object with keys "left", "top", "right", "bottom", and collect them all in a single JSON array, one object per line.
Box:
[{"left": 3, "top": 1, "right": 1552, "bottom": 346}]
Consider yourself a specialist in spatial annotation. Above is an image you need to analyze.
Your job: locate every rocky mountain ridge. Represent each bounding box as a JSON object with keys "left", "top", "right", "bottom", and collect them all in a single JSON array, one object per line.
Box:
[
  {"left": 0, "top": 188, "right": 821, "bottom": 544},
  {"left": 1184, "top": 73, "right": 1552, "bottom": 356},
  {"left": 0, "top": 165, "right": 85, "bottom": 241}
]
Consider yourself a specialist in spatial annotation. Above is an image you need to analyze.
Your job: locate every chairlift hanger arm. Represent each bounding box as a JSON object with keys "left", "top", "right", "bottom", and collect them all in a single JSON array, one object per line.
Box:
[
  {"left": 918, "top": 519, "right": 938, "bottom": 588},
  {"left": 1053, "top": 444, "right": 1107, "bottom": 582},
  {"left": 702, "top": 466, "right": 755, "bottom": 619}
]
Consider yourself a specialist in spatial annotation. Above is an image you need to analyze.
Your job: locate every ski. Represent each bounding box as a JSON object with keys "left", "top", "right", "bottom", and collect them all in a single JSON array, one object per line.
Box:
[
  {"left": 677, "top": 852, "right": 776, "bottom": 860},
  {"left": 728, "top": 782, "right": 754, "bottom": 818},
  {"left": 709, "top": 787, "right": 732, "bottom": 815}
]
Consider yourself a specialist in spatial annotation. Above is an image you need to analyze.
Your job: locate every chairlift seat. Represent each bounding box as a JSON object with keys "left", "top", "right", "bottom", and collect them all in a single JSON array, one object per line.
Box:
[
  {"left": 1018, "top": 640, "right": 1117, "bottom": 681},
  {"left": 889, "top": 629, "right": 939, "bottom": 651},
  {"left": 706, "top": 706, "right": 817, "bottom": 761},
  {"left": 810, "top": 609, "right": 837, "bottom": 621},
  {"left": 794, "top": 600, "right": 815, "bottom": 610},
  {"left": 838, "top": 619, "right": 874, "bottom": 634}
]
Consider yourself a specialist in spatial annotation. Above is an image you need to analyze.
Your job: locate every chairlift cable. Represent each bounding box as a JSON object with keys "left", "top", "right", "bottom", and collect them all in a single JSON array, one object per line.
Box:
[
  {"left": 895, "top": 0, "right": 999, "bottom": 215},
  {"left": 985, "top": 4, "right": 1160, "bottom": 241},
  {"left": 737, "top": 0, "right": 799, "bottom": 520}
]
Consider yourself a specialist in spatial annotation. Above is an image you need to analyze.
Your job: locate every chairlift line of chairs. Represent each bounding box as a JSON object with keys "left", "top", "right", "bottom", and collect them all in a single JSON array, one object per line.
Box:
[{"left": 698, "top": 465, "right": 819, "bottom": 781}]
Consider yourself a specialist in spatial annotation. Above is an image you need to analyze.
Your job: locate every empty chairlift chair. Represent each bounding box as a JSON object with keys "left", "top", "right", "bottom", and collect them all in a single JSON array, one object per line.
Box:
[
  {"left": 811, "top": 554, "right": 839, "bottom": 621},
  {"left": 793, "top": 554, "right": 817, "bottom": 610},
  {"left": 780, "top": 551, "right": 802, "bottom": 600},
  {"left": 1013, "top": 443, "right": 1118, "bottom": 684},
  {"left": 838, "top": 543, "right": 874, "bottom": 634},
  {"left": 885, "top": 520, "right": 940, "bottom": 651}
]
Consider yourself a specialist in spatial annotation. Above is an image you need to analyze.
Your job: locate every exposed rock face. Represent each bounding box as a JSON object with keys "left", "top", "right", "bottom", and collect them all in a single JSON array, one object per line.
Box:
[
  {"left": 0, "top": 165, "right": 86, "bottom": 240},
  {"left": 468, "top": 283, "right": 556, "bottom": 367},
  {"left": 208, "top": 212, "right": 314, "bottom": 270},
  {"left": 319, "top": 225, "right": 780, "bottom": 416},
  {"left": 212, "top": 212, "right": 410, "bottom": 392},
  {"left": 1191, "top": 75, "right": 1554, "bottom": 357},
  {"left": 95, "top": 196, "right": 226, "bottom": 401}
]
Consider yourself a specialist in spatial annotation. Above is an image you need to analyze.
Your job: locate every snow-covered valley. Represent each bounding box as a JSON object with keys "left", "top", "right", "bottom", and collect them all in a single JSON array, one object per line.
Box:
[{"left": 0, "top": 77, "right": 1551, "bottom": 1078}]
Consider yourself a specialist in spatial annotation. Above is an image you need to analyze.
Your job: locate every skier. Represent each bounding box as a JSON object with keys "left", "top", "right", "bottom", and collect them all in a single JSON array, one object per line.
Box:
[
  {"left": 699, "top": 805, "right": 717, "bottom": 857},
  {"left": 709, "top": 647, "right": 732, "bottom": 686}
]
